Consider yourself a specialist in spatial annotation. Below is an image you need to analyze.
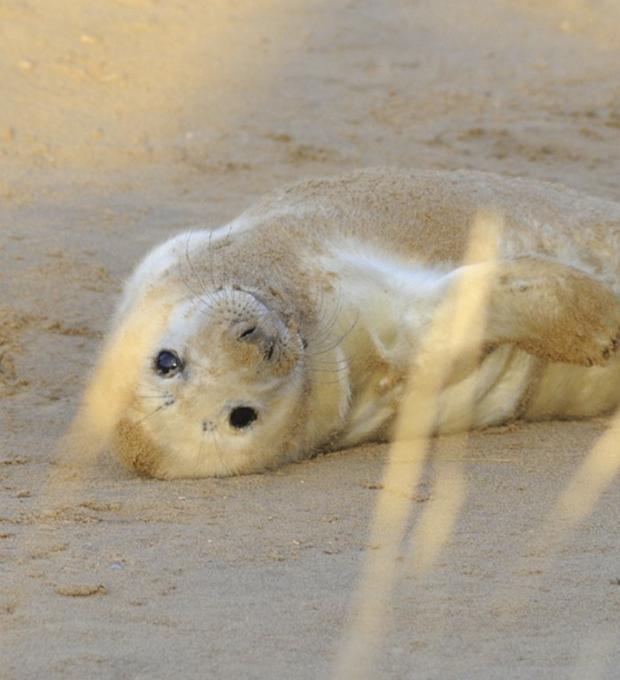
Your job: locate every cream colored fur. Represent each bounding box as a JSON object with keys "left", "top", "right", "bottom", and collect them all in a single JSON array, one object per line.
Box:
[{"left": 74, "top": 168, "right": 620, "bottom": 477}]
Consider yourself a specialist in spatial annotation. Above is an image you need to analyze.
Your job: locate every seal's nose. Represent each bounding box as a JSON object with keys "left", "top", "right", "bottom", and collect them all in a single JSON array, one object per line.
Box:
[
  {"left": 233, "top": 321, "right": 261, "bottom": 341},
  {"left": 231, "top": 321, "right": 279, "bottom": 362}
]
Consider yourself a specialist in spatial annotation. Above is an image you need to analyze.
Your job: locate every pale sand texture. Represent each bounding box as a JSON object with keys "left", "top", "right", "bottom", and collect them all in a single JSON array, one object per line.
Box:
[{"left": 1, "top": 1, "right": 620, "bottom": 678}]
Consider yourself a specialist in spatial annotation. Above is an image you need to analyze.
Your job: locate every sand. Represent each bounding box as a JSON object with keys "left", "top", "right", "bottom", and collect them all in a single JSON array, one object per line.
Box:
[{"left": 1, "top": 0, "right": 620, "bottom": 678}]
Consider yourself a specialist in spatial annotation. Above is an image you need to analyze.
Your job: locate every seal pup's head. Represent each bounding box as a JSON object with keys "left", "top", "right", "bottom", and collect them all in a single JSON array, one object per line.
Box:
[
  {"left": 70, "top": 225, "right": 352, "bottom": 479},
  {"left": 107, "top": 287, "right": 319, "bottom": 478}
]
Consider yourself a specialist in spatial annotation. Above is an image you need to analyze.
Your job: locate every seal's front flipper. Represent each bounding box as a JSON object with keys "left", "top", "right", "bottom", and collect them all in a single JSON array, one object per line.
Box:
[{"left": 483, "top": 258, "right": 620, "bottom": 366}]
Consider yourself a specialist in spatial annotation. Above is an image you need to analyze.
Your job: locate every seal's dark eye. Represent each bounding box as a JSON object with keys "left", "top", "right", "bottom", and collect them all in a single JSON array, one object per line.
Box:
[
  {"left": 154, "top": 350, "right": 183, "bottom": 377},
  {"left": 229, "top": 406, "right": 258, "bottom": 430}
]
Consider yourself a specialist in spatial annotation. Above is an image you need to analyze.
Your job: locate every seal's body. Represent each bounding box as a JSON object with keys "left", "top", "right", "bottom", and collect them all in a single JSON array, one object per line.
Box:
[{"left": 83, "top": 168, "right": 620, "bottom": 478}]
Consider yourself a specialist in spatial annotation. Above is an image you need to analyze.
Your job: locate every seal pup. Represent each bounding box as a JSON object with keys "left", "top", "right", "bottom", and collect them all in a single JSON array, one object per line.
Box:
[{"left": 75, "top": 168, "right": 620, "bottom": 478}]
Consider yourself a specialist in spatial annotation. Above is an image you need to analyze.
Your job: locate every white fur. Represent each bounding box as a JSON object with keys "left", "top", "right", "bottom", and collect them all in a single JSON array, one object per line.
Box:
[{"left": 86, "top": 168, "right": 620, "bottom": 478}]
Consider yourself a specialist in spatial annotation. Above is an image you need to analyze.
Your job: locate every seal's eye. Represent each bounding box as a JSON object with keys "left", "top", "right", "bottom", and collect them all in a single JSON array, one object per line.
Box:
[
  {"left": 154, "top": 350, "right": 183, "bottom": 377},
  {"left": 229, "top": 406, "right": 258, "bottom": 430}
]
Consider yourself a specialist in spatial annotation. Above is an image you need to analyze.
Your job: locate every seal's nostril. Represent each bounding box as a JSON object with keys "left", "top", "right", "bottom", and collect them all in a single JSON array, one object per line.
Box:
[
  {"left": 264, "top": 342, "right": 275, "bottom": 361},
  {"left": 234, "top": 322, "right": 279, "bottom": 362},
  {"left": 238, "top": 326, "right": 257, "bottom": 340}
]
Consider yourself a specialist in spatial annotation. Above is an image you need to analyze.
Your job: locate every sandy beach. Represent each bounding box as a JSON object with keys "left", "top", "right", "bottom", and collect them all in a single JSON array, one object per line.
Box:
[{"left": 1, "top": 1, "right": 620, "bottom": 678}]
